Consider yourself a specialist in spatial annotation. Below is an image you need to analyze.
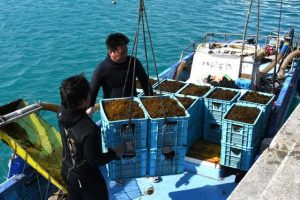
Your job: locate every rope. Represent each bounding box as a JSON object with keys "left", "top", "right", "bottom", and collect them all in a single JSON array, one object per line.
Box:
[
  {"left": 141, "top": 5, "right": 152, "bottom": 95},
  {"left": 142, "top": 1, "right": 171, "bottom": 148},
  {"left": 44, "top": 176, "right": 51, "bottom": 200},
  {"left": 272, "top": 0, "right": 283, "bottom": 92},
  {"left": 36, "top": 170, "right": 43, "bottom": 200},
  {"left": 122, "top": 0, "right": 142, "bottom": 99},
  {"left": 20, "top": 153, "right": 29, "bottom": 189},
  {"left": 123, "top": 0, "right": 168, "bottom": 126},
  {"left": 120, "top": 0, "right": 144, "bottom": 146},
  {"left": 143, "top": 0, "right": 168, "bottom": 122},
  {"left": 130, "top": 0, "right": 142, "bottom": 126}
]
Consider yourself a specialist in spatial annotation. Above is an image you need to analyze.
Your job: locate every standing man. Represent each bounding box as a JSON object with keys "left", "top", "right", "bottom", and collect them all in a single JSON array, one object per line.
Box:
[
  {"left": 89, "top": 32, "right": 153, "bottom": 108},
  {"left": 58, "top": 74, "right": 121, "bottom": 200}
]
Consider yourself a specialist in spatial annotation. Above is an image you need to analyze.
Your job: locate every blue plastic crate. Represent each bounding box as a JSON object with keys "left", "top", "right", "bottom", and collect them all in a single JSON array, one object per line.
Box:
[
  {"left": 177, "top": 83, "right": 214, "bottom": 140},
  {"left": 174, "top": 94, "right": 201, "bottom": 148},
  {"left": 235, "top": 78, "right": 252, "bottom": 89},
  {"left": 100, "top": 97, "right": 148, "bottom": 149},
  {"left": 203, "top": 119, "right": 222, "bottom": 144},
  {"left": 154, "top": 79, "right": 187, "bottom": 94},
  {"left": 237, "top": 90, "right": 275, "bottom": 139},
  {"left": 140, "top": 95, "right": 190, "bottom": 149},
  {"left": 177, "top": 83, "right": 214, "bottom": 98},
  {"left": 222, "top": 103, "right": 263, "bottom": 148},
  {"left": 220, "top": 141, "right": 259, "bottom": 171},
  {"left": 204, "top": 87, "right": 241, "bottom": 122},
  {"left": 187, "top": 124, "right": 197, "bottom": 148},
  {"left": 136, "top": 76, "right": 161, "bottom": 89},
  {"left": 108, "top": 149, "right": 147, "bottom": 180},
  {"left": 137, "top": 77, "right": 164, "bottom": 97},
  {"left": 148, "top": 146, "right": 186, "bottom": 176},
  {"left": 177, "top": 83, "right": 214, "bottom": 121}
]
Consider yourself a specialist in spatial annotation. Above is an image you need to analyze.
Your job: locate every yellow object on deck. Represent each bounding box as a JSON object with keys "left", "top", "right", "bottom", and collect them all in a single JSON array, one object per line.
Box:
[
  {"left": 0, "top": 99, "right": 66, "bottom": 192},
  {"left": 186, "top": 139, "right": 221, "bottom": 164}
]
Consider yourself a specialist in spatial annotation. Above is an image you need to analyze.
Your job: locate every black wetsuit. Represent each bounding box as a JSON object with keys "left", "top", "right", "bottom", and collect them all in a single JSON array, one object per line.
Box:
[
  {"left": 58, "top": 107, "right": 118, "bottom": 200},
  {"left": 89, "top": 55, "right": 153, "bottom": 106}
]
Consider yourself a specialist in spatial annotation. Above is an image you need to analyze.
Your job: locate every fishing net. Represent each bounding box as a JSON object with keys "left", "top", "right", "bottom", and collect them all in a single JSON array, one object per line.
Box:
[{"left": 0, "top": 99, "right": 65, "bottom": 191}]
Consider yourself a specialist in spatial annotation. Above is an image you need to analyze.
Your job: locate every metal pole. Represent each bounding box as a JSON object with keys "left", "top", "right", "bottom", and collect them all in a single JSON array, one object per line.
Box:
[{"left": 238, "top": 0, "right": 254, "bottom": 78}]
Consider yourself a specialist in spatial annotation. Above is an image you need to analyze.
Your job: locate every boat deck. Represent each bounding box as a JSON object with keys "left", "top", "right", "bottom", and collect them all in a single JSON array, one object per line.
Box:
[
  {"left": 105, "top": 168, "right": 236, "bottom": 200},
  {"left": 103, "top": 140, "right": 237, "bottom": 200}
]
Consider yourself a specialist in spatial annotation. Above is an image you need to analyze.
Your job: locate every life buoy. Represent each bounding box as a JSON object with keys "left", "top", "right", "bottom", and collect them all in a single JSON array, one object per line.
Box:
[{"left": 173, "top": 61, "right": 191, "bottom": 81}]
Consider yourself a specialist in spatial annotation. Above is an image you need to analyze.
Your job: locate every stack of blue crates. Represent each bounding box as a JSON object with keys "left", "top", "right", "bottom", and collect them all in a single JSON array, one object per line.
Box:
[
  {"left": 237, "top": 90, "right": 275, "bottom": 141},
  {"left": 173, "top": 94, "right": 200, "bottom": 149},
  {"left": 175, "top": 83, "right": 214, "bottom": 148},
  {"left": 100, "top": 97, "right": 148, "bottom": 180},
  {"left": 140, "top": 95, "right": 189, "bottom": 177},
  {"left": 203, "top": 87, "right": 241, "bottom": 143},
  {"left": 220, "top": 103, "right": 263, "bottom": 171}
]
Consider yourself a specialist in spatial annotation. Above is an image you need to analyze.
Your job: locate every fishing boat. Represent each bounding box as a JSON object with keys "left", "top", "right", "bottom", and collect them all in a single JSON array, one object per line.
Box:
[{"left": 1, "top": 0, "right": 300, "bottom": 199}]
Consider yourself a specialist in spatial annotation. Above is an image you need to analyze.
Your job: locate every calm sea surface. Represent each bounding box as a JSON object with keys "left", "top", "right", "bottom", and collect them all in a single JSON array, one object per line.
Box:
[{"left": 0, "top": 0, "right": 300, "bottom": 182}]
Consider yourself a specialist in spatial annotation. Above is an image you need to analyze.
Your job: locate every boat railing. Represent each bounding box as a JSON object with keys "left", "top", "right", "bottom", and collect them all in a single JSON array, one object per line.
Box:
[
  {"left": 179, "top": 32, "right": 269, "bottom": 61},
  {"left": 179, "top": 31, "right": 300, "bottom": 62}
]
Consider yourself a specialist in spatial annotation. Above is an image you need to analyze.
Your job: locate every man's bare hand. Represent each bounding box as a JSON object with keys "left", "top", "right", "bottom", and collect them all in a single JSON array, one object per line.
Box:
[
  {"left": 86, "top": 104, "right": 100, "bottom": 117},
  {"left": 86, "top": 107, "right": 94, "bottom": 117}
]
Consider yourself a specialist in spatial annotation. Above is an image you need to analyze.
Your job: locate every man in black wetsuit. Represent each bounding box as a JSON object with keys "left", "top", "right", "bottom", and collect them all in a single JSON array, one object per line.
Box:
[
  {"left": 88, "top": 32, "right": 153, "bottom": 108},
  {"left": 58, "top": 74, "right": 121, "bottom": 200}
]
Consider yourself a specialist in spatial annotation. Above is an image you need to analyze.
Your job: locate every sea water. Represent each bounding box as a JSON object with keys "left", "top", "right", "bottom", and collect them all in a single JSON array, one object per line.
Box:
[{"left": 0, "top": 0, "right": 300, "bottom": 182}]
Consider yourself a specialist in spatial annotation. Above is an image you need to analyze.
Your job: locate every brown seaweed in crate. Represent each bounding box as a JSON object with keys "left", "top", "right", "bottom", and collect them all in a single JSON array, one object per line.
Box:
[
  {"left": 176, "top": 96, "right": 195, "bottom": 109},
  {"left": 103, "top": 99, "right": 145, "bottom": 121},
  {"left": 141, "top": 97, "right": 186, "bottom": 118},
  {"left": 225, "top": 105, "right": 260, "bottom": 124},
  {"left": 179, "top": 84, "right": 210, "bottom": 97},
  {"left": 208, "top": 88, "right": 238, "bottom": 101},
  {"left": 240, "top": 91, "right": 272, "bottom": 104},
  {"left": 136, "top": 78, "right": 157, "bottom": 89},
  {"left": 154, "top": 80, "right": 185, "bottom": 93}
]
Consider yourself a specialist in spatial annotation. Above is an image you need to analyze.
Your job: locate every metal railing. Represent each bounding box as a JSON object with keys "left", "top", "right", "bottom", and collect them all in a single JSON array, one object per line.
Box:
[{"left": 178, "top": 31, "right": 300, "bottom": 62}]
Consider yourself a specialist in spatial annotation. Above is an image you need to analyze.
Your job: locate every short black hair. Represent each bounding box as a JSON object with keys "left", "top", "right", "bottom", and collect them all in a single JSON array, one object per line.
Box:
[
  {"left": 106, "top": 32, "right": 129, "bottom": 51},
  {"left": 59, "top": 73, "right": 90, "bottom": 109}
]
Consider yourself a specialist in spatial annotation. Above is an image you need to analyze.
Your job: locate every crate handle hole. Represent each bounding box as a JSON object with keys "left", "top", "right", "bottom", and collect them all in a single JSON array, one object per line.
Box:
[
  {"left": 232, "top": 125, "right": 242, "bottom": 133},
  {"left": 230, "top": 147, "right": 241, "bottom": 155},
  {"left": 163, "top": 150, "right": 175, "bottom": 161},
  {"left": 212, "top": 102, "right": 221, "bottom": 110},
  {"left": 210, "top": 123, "right": 220, "bottom": 131}
]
